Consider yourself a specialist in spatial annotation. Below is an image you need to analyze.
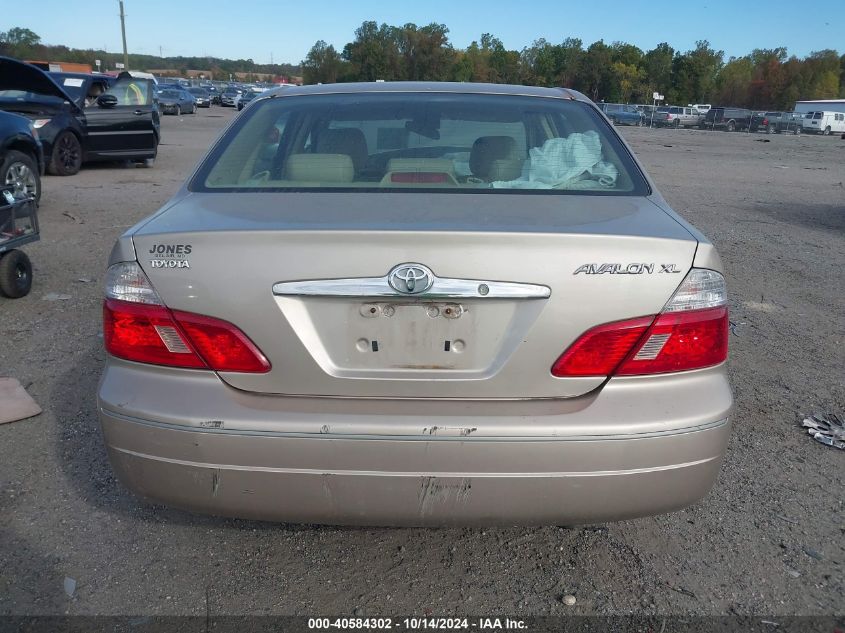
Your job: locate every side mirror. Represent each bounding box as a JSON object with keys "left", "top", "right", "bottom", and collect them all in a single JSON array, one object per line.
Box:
[{"left": 97, "top": 94, "right": 118, "bottom": 108}]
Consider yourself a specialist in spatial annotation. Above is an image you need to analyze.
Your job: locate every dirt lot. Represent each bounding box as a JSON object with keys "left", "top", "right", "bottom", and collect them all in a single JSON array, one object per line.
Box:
[{"left": 1, "top": 110, "right": 843, "bottom": 618}]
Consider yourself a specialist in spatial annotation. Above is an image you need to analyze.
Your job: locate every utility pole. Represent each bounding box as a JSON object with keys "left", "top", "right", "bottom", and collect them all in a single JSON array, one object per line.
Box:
[{"left": 119, "top": 0, "right": 129, "bottom": 70}]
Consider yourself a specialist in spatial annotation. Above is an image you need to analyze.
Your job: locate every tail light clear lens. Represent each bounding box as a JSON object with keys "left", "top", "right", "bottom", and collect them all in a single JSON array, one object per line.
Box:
[
  {"left": 103, "top": 262, "right": 270, "bottom": 373},
  {"left": 551, "top": 269, "right": 728, "bottom": 378}
]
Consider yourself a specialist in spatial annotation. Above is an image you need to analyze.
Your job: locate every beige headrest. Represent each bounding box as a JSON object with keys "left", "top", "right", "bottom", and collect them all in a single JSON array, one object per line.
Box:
[
  {"left": 315, "top": 129, "right": 369, "bottom": 173},
  {"left": 283, "top": 154, "right": 354, "bottom": 183},
  {"left": 385, "top": 158, "right": 456, "bottom": 175},
  {"left": 470, "top": 136, "right": 520, "bottom": 179},
  {"left": 488, "top": 159, "right": 524, "bottom": 182}
]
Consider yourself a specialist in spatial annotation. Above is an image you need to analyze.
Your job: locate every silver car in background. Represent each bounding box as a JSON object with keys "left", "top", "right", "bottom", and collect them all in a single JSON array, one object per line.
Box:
[{"left": 98, "top": 82, "right": 732, "bottom": 526}]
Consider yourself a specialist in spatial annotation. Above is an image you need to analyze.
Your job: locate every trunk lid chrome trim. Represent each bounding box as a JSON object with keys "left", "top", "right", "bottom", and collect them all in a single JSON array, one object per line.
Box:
[{"left": 273, "top": 268, "right": 551, "bottom": 300}]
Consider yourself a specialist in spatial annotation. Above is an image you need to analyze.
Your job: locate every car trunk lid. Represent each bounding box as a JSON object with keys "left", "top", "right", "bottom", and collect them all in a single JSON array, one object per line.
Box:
[{"left": 132, "top": 192, "right": 698, "bottom": 399}]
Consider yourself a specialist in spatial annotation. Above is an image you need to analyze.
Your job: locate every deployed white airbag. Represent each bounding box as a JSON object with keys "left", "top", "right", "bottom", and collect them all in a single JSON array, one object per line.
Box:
[{"left": 492, "top": 132, "right": 619, "bottom": 189}]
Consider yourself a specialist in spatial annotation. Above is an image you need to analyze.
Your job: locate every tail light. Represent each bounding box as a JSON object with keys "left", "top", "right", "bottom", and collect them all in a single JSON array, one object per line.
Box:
[
  {"left": 103, "top": 262, "right": 270, "bottom": 373},
  {"left": 551, "top": 269, "right": 728, "bottom": 377}
]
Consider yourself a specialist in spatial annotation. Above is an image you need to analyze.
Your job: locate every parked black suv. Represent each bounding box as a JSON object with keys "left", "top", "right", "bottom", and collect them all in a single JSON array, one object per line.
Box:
[
  {"left": 0, "top": 111, "right": 43, "bottom": 203},
  {"left": 0, "top": 57, "right": 159, "bottom": 176},
  {"left": 701, "top": 107, "right": 752, "bottom": 132}
]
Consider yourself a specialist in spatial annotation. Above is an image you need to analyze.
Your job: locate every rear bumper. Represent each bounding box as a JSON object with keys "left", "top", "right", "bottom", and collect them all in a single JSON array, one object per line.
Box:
[{"left": 98, "top": 360, "right": 733, "bottom": 526}]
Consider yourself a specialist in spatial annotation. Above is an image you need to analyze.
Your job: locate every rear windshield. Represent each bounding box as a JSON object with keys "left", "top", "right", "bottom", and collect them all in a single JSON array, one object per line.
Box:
[{"left": 192, "top": 92, "right": 648, "bottom": 195}]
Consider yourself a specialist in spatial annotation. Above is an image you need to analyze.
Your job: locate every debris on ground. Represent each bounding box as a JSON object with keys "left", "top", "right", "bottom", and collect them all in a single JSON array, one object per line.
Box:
[
  {"left": 0, "top": 377, "right": 42, "bottom": 424},
  {"left": 802, "top": 547, "right": 824, "bottom": 561},
  {"left": 63, "top": 576, "right": 76, "bottom": 598},
  {"left": 41, "top": 293, "right": 72, "bottom": 301},
  {"left": 729, "top": 320, "right": 746, "bottom": 336},
  {"left": 561, "top": 594, "right": 577, "bottom": 606},
  {"left": 801, "top": 413, "right": 845, "bottom": 449}
]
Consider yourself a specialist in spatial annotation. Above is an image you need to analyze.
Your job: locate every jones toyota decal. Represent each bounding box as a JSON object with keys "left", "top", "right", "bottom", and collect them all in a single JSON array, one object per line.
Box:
[{"left": 149, "top": 243, "right": 192, "bottom": 269}]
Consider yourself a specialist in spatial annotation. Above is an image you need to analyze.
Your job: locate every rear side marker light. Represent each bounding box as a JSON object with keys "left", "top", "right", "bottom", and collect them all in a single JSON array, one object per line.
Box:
[{"left": 552, "top": 269, "right": 729, "bottom": 377}]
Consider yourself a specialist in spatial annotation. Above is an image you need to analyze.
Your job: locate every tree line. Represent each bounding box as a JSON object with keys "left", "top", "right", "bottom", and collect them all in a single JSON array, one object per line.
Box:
[
  {"left": 303, "top": 22, "right": 845, "bottom": 109},
  {"left": 3, "top": 24, "right": 842, "bottom": 108},
  {"left": 0, "top": 27, "right": 300, "bottom": 82}
]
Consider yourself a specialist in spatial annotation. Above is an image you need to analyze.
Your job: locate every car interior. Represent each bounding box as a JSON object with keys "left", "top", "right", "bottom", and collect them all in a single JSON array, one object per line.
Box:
[{"left": 202, "top": 95, "right": 640, "bottom": 193}]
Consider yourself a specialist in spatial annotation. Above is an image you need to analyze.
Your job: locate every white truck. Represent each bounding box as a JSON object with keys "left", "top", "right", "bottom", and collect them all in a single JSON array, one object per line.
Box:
[{"left": 802, "top": 111, "right": 845, "bottom": 135}]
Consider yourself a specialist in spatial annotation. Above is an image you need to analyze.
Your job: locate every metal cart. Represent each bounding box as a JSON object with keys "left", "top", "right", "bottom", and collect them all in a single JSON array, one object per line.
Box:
[{"left": 0, "top": 187, "right": 39, "bottom": 298}]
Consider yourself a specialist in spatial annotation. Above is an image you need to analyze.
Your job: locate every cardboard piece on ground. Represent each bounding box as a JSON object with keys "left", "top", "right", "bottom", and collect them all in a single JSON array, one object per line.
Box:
[{"left": 0, "top": 377, "right": 42, "bottom": 424}]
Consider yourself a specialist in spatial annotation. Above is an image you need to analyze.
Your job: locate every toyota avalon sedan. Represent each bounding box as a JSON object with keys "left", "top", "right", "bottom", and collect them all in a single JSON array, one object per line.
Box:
[{"left": 98, "top": 82, "right": 732, "bottom": 526}]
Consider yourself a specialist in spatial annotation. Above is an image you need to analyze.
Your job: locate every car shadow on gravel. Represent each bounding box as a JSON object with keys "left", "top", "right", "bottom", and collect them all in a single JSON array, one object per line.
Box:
[
  {"left": 753, "top": 201, "right": 845, "bottom": 232},
  {"left": 50, "top": 341, "right": 398, "bottom": 535}
]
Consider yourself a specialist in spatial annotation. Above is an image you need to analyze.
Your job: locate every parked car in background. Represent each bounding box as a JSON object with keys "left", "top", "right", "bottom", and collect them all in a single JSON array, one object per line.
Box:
[
  {"left": 750, "top": 111, "right": 781, "bottom": 133},
  {"left": 753, "top": 112, "right": 803, "bottom": 134},
  {"left": 653, "top": 106, "right": 701, "bottom": 128},
  {"left": 701, "top": 107, "right": 752, "bottom": 132},
  {"left": 98, "top": 82, "right": 732, "bottom": 526},
  {"left": 158, "top": 88, "right": 196, "bottom": 115},
  {"left": 0, "top": 110, "right": 43, "bottom": 203},
  {"left": 236, "top": 89, "right": 264, "bottom": 111},
  {"left": 220, "top": 87, "right": 240, "bottom": 107},
  {"left": 201, "top": 84, "right": 220, "bottom": 104},
  {"left": 187, "top": 87, "right": 212, "bottom": 108},
  {"left": 802, "top": 111, "right": 845, "bottom": 135},
  {"left": 690, "top": 104, "right": 711, "bottom": 115},
  {"left": 0, "top": 57, "right": 159, "bottom": 175},
  {"left": 597, "top": 103, "right": 643, "bottom": 126},
  {"left": 777, "top": 112, "right": 804, "bottom": 134}
]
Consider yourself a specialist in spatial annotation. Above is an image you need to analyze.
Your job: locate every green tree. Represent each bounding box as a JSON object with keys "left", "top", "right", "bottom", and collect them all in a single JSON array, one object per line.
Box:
[
  {"left": 302, "top": 40, "right": 343, "bottom": 84},
  {"left": 342, "top": 21, "right": 401, "bottom": 81},
  {"left": 394, "top": 23, "right": 453, "bottom": 81},
  {"left": 715, "top": 57, "right": 754, "bottom": 105},
  {"left": 1, "top": 27, "right": 41, "bottom": 47},
  {"left": 578, "top": 40, "right": 614, "bottom": 101},
  {"left": 643, "top": 43, "right": 674, "bottom": 99}
]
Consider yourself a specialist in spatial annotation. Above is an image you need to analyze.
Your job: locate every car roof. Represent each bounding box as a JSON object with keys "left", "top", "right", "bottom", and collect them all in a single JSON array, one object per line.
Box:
[{"left": 261, "top": 81, "right": 589, "bottom": 102}]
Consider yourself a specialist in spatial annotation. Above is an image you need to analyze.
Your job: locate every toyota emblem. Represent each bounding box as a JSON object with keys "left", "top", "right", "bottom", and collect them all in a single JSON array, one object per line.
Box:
[{"left": 388, "top": 263, "right": 434, "bottom": 295}]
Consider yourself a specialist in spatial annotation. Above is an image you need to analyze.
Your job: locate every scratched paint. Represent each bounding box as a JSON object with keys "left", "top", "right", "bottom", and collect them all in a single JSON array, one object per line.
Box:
[{"left": 417, "top": 476, "right": 472, "bottom": 515}]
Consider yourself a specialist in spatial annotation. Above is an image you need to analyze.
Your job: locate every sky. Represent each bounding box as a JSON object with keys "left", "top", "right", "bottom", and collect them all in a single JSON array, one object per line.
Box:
[{"left": 12, "top": 0, "right": 845, "bottom": 65}]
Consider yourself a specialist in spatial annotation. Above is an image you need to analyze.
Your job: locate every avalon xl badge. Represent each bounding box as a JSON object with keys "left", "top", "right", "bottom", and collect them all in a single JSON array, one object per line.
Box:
[{"left": 388, "top": 263, "right": 434, "bottom": 294}]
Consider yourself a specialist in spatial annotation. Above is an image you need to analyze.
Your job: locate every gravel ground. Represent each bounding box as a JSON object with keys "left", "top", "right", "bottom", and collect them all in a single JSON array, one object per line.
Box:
[{"left": 0, "top": 111, "right": 842, "bottom": 617}]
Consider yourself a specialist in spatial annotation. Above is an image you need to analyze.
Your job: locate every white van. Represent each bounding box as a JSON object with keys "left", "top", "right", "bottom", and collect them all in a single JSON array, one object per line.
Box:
[{"left": 802, "top": 111, "right": 845, "bottom": 135}]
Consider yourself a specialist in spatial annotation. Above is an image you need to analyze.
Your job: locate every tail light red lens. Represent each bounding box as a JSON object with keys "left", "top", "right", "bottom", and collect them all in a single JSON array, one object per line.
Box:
[
  {"left": 551, "top": 307, "right": 728, "bottom": 378},
  {"left": 616, "top": 306, "right": 728, "bottom": 375},
  {"left": 104, "top": 298, "right": 270, "bottom": 373},
  {"left": 551, "top": 316, "right": 653, "bottom": 377},
  {"left": 170, "top": 310, "right": 271, "bottom": 373}
]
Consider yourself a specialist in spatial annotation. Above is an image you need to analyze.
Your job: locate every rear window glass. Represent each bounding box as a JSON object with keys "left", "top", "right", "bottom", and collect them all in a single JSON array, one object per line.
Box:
[{"left": 193, "top": 92, "right": 647, "bottom": 195}]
